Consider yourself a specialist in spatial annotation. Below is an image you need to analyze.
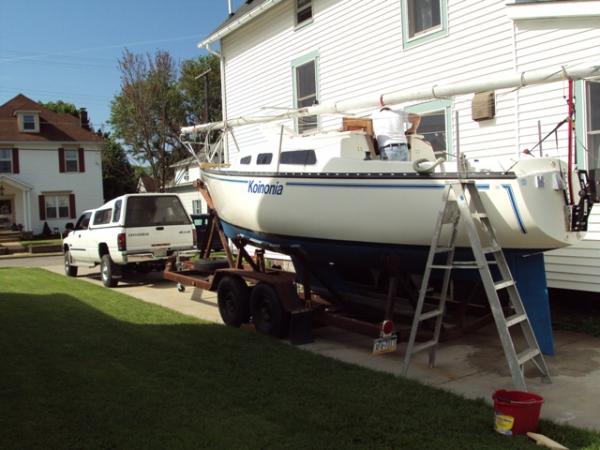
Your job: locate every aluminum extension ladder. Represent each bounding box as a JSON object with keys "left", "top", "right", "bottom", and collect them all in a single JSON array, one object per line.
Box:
[{"left": 401, "top": 181, "right": 551, "bottom": 391}]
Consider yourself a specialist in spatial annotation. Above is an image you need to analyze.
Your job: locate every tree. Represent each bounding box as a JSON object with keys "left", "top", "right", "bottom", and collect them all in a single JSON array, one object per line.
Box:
[
  {"left": 39, "top": 100, "right": 80, "bottom": 117},
  {"left": 110, "top": 49, "right": 186, "bottom": 191},
  {"left": 101, "top": 134, "right": 137, "bottom": 201},
  {"left": 179, "top": 54, "right": 222, "bottom": 124}
]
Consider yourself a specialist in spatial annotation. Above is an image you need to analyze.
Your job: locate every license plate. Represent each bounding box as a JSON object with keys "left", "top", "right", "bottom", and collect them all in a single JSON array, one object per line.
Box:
[
  {"left": 372, "top": 335, "right": 397, "bottom": 355},
  {"left": 153, "top": 249, "right": 167, "bottom": 258}
]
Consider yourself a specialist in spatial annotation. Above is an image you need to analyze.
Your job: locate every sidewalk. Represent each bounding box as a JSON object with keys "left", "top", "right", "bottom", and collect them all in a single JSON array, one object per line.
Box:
[{"left": 45, "top": 263, "right": 600, "bottom": 432}]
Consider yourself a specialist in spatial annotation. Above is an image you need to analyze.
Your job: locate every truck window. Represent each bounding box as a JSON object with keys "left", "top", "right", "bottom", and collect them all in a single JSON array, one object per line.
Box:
[
  {"left": 93, "top": 208, "right": 112, "bottom": 226},
  {"left": 75, "top": 212, "right": 92, "bottom": 230},
  {"left": 125, "top": 196, "right": 191, "bottom": 227},
  {"left": 113, "top": 200, "right": 122, "bottom": 223}
]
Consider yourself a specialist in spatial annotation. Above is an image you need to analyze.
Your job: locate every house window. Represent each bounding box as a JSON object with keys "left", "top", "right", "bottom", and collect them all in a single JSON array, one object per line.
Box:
[
  {"left": 183, "top": 167, "right": 189, "bottom": 181},
  {"left": 192, "top": 199, "right": 202, "bottom": 215},
  {"left": 586, "top": 81, "right": 600, "bottom": 170},
  {"left": 0, "top": 149, "right": 12, "bottom": 173},
  {"left": 406, "top": 99, "right": 453, "bottom": 160},
  {"left": 293, "top": 56, "right": 319, "bottom": 133},
  {"left": 23, "top": 114, "right": 36, "bottom": 131},
  {"left": 296, "top": 0, "right": 312, "bottom": 25},
  {"left": 65, "top": 150, "right": 79, "bottom": 172},
  {"left": 402, "top": 0, "right": 447, "bottom": 48},
  {"left": 45, "top": 195, "right": 70, "bottom": 219}
]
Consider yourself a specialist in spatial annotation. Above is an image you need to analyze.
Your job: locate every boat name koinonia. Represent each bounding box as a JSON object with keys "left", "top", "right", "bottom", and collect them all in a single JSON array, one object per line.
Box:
[{"left": 248, "top": 180, "right": 284, "bottom": 196}]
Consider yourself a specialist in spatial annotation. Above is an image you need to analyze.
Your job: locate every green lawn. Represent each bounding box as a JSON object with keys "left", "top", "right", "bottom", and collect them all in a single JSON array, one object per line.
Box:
[
  {"left": 1, "top": 268, "right": 599, "bottom": 450},
  {"left": 19, "top": 238, "right": 62, "bottom": 246}
]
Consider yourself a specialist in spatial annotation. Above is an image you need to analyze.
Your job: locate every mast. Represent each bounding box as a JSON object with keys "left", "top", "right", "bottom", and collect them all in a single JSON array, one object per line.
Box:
[{"left": 181, "top": 63, "right": 600, "bottom": 135}]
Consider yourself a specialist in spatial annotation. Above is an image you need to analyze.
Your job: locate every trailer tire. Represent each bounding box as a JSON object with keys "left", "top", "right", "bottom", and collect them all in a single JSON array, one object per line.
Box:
[
  {"left": 217, "top": 276, "right": 250, "bottom": 327},
  {"left": 194, "top": 258, "right": 230, "bottom": 273},
  {"left": 250, "top": 283, "right": 290, "bottom": 338}
]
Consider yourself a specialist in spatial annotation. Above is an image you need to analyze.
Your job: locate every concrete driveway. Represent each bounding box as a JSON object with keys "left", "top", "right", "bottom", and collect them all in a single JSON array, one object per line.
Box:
[{"left": 3, "top": 255, "right": 600, "bottom": 432}]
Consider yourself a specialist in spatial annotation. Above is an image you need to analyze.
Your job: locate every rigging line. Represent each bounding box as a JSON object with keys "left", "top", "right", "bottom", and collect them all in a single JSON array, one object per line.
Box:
[{"left": 0, "top": 33, "right": 207, "bottom": 64}]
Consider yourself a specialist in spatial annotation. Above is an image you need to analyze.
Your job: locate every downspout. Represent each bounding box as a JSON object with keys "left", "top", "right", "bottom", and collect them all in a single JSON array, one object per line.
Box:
[{"left": 205, "top": 42, "right": 229, "bottom": 164}]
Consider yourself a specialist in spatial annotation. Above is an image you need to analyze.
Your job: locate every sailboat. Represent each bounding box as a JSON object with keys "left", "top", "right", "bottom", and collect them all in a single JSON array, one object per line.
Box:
[{"left": 181, "top": 64, "right": 600, "bottom": 272}]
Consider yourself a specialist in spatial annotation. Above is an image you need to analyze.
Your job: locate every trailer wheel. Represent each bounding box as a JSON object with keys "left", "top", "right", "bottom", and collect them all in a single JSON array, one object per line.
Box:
[
  {"left": 250, "top": 283, "right": 290, "bottom": 338},
  {"left": 217, "top": 276, "right": 250, "bottom": 327}
]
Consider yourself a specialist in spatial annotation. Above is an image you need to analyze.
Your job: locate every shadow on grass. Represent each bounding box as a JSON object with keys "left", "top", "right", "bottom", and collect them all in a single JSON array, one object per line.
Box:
[{"left": 0, "top": 288, "right": 599, "bottom": 449}]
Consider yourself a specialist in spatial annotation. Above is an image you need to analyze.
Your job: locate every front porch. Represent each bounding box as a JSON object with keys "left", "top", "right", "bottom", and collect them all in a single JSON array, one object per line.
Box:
[{"left": 0, "top": 175, "right": 33, "bottom": 232}]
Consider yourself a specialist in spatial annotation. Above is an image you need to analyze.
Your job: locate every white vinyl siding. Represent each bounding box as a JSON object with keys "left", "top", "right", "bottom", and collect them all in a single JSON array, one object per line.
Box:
[{"left": 219, "top": 0, "right": 600, "bottom": 292}]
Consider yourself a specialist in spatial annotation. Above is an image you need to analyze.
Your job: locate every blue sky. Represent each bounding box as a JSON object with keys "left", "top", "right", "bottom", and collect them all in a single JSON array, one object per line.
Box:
[{"left": 0, "top": 0, "right": 244, "bottom": 131}]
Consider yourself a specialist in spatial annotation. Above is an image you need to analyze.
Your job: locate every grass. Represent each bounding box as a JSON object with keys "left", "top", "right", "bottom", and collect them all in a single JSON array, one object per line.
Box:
[
  {"left": 19, "top": 238, "right": 62, "bottom": 246},
  {"left": 0, "top": 268, "right": 599, "bottom": 450}
]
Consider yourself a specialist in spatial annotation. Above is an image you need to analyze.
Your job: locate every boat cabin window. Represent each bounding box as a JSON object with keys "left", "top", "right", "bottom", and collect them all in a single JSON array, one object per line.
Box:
[
  {"left": 240, "top": 156, "right": 252, "bottom": 165},
  {"left": 280, "top": 150, "right": 317, "bottom": 165},
  {"left": 256, "top": 153, "right": 273, "bottom": 165}
]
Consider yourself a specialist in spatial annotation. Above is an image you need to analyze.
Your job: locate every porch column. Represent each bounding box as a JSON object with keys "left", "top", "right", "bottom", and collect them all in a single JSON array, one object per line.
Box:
[{"left": 24, "top": 190, "right": 32, "bottom": 232}]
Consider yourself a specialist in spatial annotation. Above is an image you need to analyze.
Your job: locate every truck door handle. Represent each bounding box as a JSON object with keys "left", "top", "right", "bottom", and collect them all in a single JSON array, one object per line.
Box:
[{"left": 156, "top": 226, "right": 164, "bottom": 230}]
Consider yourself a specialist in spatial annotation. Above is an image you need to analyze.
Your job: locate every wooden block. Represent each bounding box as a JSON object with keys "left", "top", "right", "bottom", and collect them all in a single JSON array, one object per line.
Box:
[{"left": 526, "top": 432, "right": 569, "bottom": 450}]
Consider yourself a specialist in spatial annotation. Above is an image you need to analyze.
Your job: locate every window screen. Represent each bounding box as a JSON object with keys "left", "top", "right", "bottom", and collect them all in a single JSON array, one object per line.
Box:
[
  {"left": 280, "top": 150, "right": 317, "bottom": 165},
  {"left": 295, "top": 60, "right": 318, "bottom": 133},
  {"left": 256, "top": 153, "right": 273, "bottom": 165},
  {"left": 125, "top": 196, "right": 191, "bottom": 227},
  {"left": 407, "top": 0, "right": 441, "bottom": 38}
]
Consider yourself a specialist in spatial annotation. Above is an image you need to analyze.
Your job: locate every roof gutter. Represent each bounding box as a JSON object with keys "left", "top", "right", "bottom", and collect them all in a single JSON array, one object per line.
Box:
[{"left": 197, "top": 0, "right": 286, "bottom": 48}]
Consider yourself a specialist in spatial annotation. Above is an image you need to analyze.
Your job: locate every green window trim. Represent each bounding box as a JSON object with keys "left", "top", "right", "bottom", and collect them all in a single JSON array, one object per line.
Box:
[
  {"left": 291, "top": 50, "right": 320, "bottom": 134},
  {"left": 405, "top": 99, "right": 454, "bottom": 159},
  {"left": 400, "top": 0, "right": 448, "bottom": 50}
]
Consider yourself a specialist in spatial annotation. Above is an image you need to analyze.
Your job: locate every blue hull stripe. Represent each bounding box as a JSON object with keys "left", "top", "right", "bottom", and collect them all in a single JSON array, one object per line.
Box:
[
  {"left": 206, "top": 171, "right": 525, "bottom": 234},
  {"left": 502, "top": 184, "right": 527, "bottom": 234}
]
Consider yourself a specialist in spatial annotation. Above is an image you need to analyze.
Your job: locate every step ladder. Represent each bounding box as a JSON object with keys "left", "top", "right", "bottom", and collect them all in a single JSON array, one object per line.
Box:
[{"left": 401, "top": 181, "right": 551, "bottom": 391}]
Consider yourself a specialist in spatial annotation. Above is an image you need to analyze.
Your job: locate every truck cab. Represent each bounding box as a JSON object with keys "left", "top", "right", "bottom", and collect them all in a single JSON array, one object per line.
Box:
[{"left": 63, "top": 194, "right": 196, "bottom": 287}]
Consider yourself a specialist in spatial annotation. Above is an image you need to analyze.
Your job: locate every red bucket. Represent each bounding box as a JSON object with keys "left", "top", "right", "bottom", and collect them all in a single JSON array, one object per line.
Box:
[{"left": 493, "top": 390, "right": 544, "bottom": 436}]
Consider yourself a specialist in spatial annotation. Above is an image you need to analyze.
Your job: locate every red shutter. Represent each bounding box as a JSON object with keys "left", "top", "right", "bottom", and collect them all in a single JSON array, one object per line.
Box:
[
  {"left": 78, "top": 147, "right": 85, "bottom": 172},
  {"left": 69, "top": 194, "right": 76, "bottom": 219},
  {"left": 39, "top": 195, "right": 46, "bottom": 220},
  {"left": 12, "top": 148, "right": 19, "bottom": 174},
  {"left": 58, "top": 148, "right": 65, "bottom": 173}
]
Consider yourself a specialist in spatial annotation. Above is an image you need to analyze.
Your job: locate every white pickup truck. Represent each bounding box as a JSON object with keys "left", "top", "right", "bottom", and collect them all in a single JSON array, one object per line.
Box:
[{"left": 63, "top": 193, "right": 196, "bottom": 287}]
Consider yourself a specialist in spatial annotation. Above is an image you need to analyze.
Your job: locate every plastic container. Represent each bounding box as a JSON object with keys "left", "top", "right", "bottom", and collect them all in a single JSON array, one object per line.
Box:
[{"left": 492, "top": 390, "right": 544, "bottom": 436}]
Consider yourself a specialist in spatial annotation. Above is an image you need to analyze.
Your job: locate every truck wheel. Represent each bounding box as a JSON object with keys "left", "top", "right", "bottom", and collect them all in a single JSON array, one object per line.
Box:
[
  {"left": 250, "top": 283, "right": 289, "bottom": 338},
  {"left": 101, "top": 254, "right": 118, "bottom": 288},
  {"left": 217, "top": 276, "right": 250, "bottom": 327},
  {"left": 64, "top": 251, "right": 78, "bottom": 277}
]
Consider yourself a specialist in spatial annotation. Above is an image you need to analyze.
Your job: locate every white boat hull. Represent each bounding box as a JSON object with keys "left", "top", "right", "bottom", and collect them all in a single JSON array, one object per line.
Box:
[{"left": 203, "top": 159, "right": 578, "bottom": 253}]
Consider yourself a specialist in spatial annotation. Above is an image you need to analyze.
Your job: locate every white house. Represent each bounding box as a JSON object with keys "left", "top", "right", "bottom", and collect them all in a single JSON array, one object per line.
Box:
[
  {"left": 0, "top": 94, "right": 104, "bottom": 234},
  {"left": 166, "top": 154, "right": 207, "bottom": 216},
  {"left": 199, "top": 0, "right": 600, "bottom": 291}
]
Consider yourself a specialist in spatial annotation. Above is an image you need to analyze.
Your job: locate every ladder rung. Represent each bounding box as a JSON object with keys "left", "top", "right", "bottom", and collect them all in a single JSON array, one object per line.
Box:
[
  {"left": 473, "top": 212, "right": 488, "bottom": 219},
  {"left": 505, "top": 313, "right": 527, "bottom": 327},
  {"left": 495, "top": 280, "right": 516, "bottom": 291},
  {"left": 453, "top": 261, "right": 482, "bottom": 269},
  {"left": 412, "top": 340, "right": 438, "bottom": 354},
  {"left": 482, "top": 246, "right": 501, "bottom": 254},
  {"left": 419, "top": 308, "right": 443, "bottom": 321},
  {"left": 517, "top": 348, "right": 540, "bottom": 366},
  {"left": 434, "top": 247, "right": 453, "bottom": 254}
]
